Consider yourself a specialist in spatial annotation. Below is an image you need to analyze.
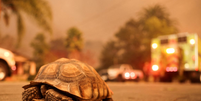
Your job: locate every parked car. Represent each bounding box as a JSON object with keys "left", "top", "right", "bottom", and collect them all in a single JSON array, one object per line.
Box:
[
  {"left": 99, "top": 64, "right": 143, "bottom": 82},
  {"left": 0, "top": 48, "right": 16, "bottom": 81},
  {"left": 121, "top": 69, "right": 144, "bottom": 81},
  {"left": 98, "top": 69, "right": 109, "bottom": 81}
]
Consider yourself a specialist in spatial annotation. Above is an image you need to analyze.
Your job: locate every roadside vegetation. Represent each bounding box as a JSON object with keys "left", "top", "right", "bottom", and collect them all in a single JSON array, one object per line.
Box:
[{"left": 99, "top": 4, "right": 178, "bottom": 71}]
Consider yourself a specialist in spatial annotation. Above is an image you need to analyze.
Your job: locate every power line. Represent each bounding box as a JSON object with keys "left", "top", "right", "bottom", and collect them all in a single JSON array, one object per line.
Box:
[{"left": 77, "top": 0, "right": 129, "bottom": 27}]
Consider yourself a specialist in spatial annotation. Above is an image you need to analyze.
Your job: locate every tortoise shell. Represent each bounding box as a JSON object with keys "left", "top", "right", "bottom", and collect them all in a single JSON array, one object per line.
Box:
[{"left": 27, "top": 58, "right": 113, "bottom": 100}]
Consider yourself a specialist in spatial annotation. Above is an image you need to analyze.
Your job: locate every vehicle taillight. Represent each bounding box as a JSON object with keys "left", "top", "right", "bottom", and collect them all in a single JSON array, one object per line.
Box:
[
  {"left": 124, "top": 72, "right": 136, "bottom": 79},
  {"left": 152, "top": 65, "right": 159, "bottom": 71},
  {"left": 124, "top": 72, "right": 130, "bottom": 78},
  {"left": 130, "top": 72, "right": 136, "bottom": 79},
  {"left": 166, "top": 67, "right": 178, "bottom": 72},
  {"left": 11, "top": 66, "right": 16, "bottom": 71},
  {"left": 195, "top": 67, "right": 198, "bottom": 71}
]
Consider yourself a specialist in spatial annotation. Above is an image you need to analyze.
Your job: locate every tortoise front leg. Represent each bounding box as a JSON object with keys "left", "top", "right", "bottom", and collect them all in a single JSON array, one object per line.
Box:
[
  {"left": 45, "top": 89, "right": 73, "bottom": 101},
  {"left": 22, "top": 86, "right": 42, "bottom": 101}
]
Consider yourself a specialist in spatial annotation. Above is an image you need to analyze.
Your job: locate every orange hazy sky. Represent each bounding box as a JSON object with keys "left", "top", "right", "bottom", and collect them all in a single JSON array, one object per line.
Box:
[
  {"left": 49, "top": 0, "right": 201, "bottom": 42},
  {"left": 0, "top": 0, "right": 201, "bottom": 59}
]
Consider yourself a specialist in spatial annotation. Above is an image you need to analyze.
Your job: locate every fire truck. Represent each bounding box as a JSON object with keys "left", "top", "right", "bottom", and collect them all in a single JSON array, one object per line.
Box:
[
  {"left": 150, "top": 33, "right": 201, "bottom": 82},
  {"left": 0, "top": 48, "right": 16, "bottom": 81}
]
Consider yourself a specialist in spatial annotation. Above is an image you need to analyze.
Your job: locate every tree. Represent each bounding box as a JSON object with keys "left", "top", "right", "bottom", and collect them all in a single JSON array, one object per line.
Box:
[
  {"left": 30, "top": 33, "right": 49, "bottom": 71},
  {"left": 99, "top": 19, "right": 146, "bottom": 69},
  {"left": 0, "top": 34, "right": 15, "bottom": 50},
  {"left": 45, "top": 38, "right": 68, "bottom": 63},
  {"left": 138, "top": 4, "right": 178, "bottom": 62},
  {"left": 99, "top": 40, "right": 119, "bottom": 70},
  {"left": 65, "top": 27, "right": 83, "bottom": 60},
  {"left": 139, "top": 4, "right": 178, "bottom": 38},
  {"left": 99, "top": 4, "right": 178, "bottom": 70},
  {"left": 1, "top": 0, "right": 52, "bottom": 47}
]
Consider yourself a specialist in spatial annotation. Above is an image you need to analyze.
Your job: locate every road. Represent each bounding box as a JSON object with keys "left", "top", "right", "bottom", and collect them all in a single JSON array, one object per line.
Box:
[
  {"left": 0, "top": 81, "right": 201, "bottom": 101},
  {"left": 0, "top": 82, "right": 26, "bottom": 101},
  {"left": 108, "top": 82, "right": 201, "bottom": 101}
]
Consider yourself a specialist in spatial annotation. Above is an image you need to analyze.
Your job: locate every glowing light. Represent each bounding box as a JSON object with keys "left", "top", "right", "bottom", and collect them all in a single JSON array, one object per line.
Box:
[
  {"left": 172, "top": 67, "right": 178, "bottom": 71},
  {"left": 11, "top": 66, "right": 16, "bottom": 71},
  {"left": 166, "top": 48, "right": 175, "bottom": 54},
  {"left": 152, "top": 65, "right": 159, "bottom": 71},
  {"left": 152, "top": 43, "right": 158, "bottom": 49},
  {"left": 190, "top": 39, "right": 195, "bottom": 45},
  {"left": 195, "top": 67, "right": 198, "bottom": 71},
  {"left": 124, "top": 72, "right": 130, "bottom": 78},
  {"left": 130, "top": 72, "right": 135, "bottom": 78},
  {"left": 192, "top": 55, "right": 195, "bottom": 61},
  {"left": 166, "top": 67, "right": 178, "bottom": 72},
  {"left": 0, "top": 72, "right": 5, "bottom": 80},
  {"left": 4, "top": 52, "right": 10, "bottom": 57}
]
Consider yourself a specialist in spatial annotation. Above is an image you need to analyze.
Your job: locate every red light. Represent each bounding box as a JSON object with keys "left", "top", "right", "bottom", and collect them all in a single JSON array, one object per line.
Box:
[
  {"left": 130, "top": 72, "right": 136, "bottom": 79},
  {"left": 166, "top": 67, "right": 169, "bottom": 72},
  {"left": 173, "top": 67, "right": 178, "bottom": 71},
  {"left": 170, "top": 39, "right": 176, "bottom": 44},
  {"left": 192, "top": 55, "right": 195, "bottom": 61},
  {"left": 195, "top": 67, "right": 198, "bottom": 71},
  {"left": 166, "top": 67, "right": 178, "bottom": 72},
  {"left": 11, "top": 66, "right": 16, "bottom": 71}
]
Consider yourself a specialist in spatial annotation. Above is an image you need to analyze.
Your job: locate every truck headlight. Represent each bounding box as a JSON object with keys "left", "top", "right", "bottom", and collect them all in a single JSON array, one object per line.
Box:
[
  {"left": 152, "top": 65, "right": 159, "bottom": 71},
  {"left": 152, "top": 43, "right": 158, "bottom": 49},
  {"left": 166, "top": 48, "right": 175, "bottom": 54},
  {"left": 190, "top": 39, "right": 195, "bottom": 45}
]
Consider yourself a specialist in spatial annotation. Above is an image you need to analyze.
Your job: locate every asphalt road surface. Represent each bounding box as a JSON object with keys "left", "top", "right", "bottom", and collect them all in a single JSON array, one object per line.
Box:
[
  {"left": 0, "top": 81, "right": 201, "bottom": 101},
  {"left": 108, "top": 82, "right": 201, "bottom": 101}
]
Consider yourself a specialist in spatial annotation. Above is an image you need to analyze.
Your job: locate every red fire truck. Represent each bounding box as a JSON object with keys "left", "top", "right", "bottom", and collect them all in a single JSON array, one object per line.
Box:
[{"left": 150, "top": 33, "right": 201, "bottom": 82}]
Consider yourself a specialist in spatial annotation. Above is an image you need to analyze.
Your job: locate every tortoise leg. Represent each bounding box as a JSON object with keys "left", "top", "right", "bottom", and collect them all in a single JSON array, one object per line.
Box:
[
  {"left": 22, "top": 86, "right": 42, "bottom": 101},
  {"left": 45, "top": 89, "right": 73, "bottom": 101},
  {"left": 102, "top": 98, "right": 113, "bottom": 101},
  {"left": 40, "top": 84, "right": 50, "bottom": 97}
]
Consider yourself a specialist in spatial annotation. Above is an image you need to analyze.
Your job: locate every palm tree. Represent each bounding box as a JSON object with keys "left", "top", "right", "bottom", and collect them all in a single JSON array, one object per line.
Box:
[
  {"left": 139, "top": 5, "right": 170, "bottom": 23},
  {"left": 138, "top": 4, "right": 178, "bottom": 63},
  {"left": 0, "top": 0, "right": 52, "bottom": 47},
  {"left": 139, "top": 4, "right": 178, "bottom": 38}
]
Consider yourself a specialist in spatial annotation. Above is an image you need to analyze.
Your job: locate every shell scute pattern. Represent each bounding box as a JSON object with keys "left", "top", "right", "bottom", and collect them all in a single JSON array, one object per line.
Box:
[
  {"left": 29, "top": 58, "right": 113, "bottom": 100},
  {"left": 58, "top": 64, "right": 85, "bottom": 83}
]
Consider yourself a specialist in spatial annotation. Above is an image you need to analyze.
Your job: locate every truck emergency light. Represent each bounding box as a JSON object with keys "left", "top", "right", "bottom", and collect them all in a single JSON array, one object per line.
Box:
[
  {"left": 166, "top": 48, "right": 175, "bottom": 54},
  {"left": 152, "top": 43, "right": 158, "bottom": 49},
  {"left": 190, "top": 39, "right": 195, "bottom": 45},
  {"left": 152, "top": 65, "right": 159, "bottom": 71},
  {"left": 166, "top": 67, "right": 178, "bottom": 72}
]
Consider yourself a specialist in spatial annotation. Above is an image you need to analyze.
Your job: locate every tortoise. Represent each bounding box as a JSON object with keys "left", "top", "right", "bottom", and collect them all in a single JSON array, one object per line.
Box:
[{"left": 22, "top": 58, "right": 113, "bottom": 101}]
